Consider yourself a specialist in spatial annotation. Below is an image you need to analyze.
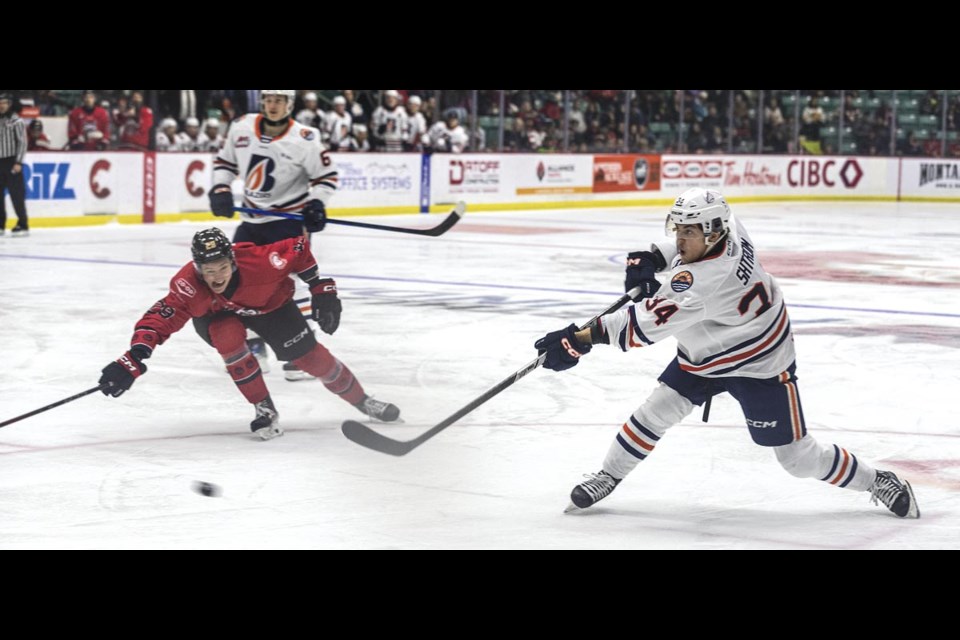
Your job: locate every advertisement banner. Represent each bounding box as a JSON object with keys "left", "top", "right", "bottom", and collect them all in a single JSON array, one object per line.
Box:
[
  {"left": 660, "top": 155, "right": 892, "bottom": 197},
  {"left": 899, "top": 159, "right": 960, "bottom": 198},
  {"left": 430, "top": 153, "right": 511, "bottom": 205},
  {"left": 331, "top": 153, "right": 421, "bottom": 209},
  {"left": 19, "top": 152, "right": 143, "bottom": 217},
  {"left": 515, "top": 155, "right": 593, "bottom": 196},
  {"left": 155, "top": 152, "right": 212, "bottom": 215},
  {"left": 592, "top": 154, "right": 661, "bottom": 192}
]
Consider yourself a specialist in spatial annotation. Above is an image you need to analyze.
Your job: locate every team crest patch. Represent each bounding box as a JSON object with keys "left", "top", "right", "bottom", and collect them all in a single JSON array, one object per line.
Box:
[
  {"left": 300, "top": 129, "right": 315, "bottom": 141},
  {"left": 175, "top": 278, "right": 196, "bottom": 298},
  {"left": 269, "top": 252, "right": 287, "bottom": 269},
  {"left": 671, "top": 271, "right": 694, "bottom": 292},
  {"left": 236, "top": 135, "right": 250, "bottom": 148}
]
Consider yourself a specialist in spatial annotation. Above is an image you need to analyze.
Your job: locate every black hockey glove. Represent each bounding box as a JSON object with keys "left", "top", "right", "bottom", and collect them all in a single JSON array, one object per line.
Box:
[
  {"left": 99, "top": 346, "right": 150, "bottom": 397},
  {"left": 209, "top": 185, "right": 235, "bottom": 218},
  {"left": 535, "top": 323, "right": 592, "bottom": 372},
  {"left": 302, "top": 199, "right": 327, "bottom": 233},
  {"left": 310, "top": 278, "right": 342, "bottom": 335},
  {"left": 625, "top": 250, "right": 663, "bottom": 302}
]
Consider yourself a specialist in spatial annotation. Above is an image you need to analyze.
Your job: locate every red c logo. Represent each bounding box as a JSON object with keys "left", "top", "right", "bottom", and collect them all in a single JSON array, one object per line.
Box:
[
  {"left": 186, "top": 160, "right": 205, "bottom": 197},
  {"left": 90, "top": 159, "right": 111, "bottom": 199}
]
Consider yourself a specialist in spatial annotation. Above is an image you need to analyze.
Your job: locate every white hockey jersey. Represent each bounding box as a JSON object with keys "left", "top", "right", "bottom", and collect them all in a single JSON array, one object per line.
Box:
[
  {"left": 371, "top": 105, "right": 408, "bottom": 152},
  {"left": 427, "top": 121, "right": 469, "bottom": 153},
  {"left": 323, "top": 111, "right": 352, "bottom": 149},
  {"left": 403, "top": 111, "right": 428, "bottom": 150},
  {"left": 296, "top": 108, "right": 324, "bottom": 129},
  {"left": 197, "top": 131, "right": 223, "bottom": 152},
  {"left": 600, "top": 216, "right": 795, "bottom": 379},
  {"left": 212, "top": 113, "right": 338, "bottom": 225},
  {"left": 156, "top": 131, "right": 192, "bottom": 152}
]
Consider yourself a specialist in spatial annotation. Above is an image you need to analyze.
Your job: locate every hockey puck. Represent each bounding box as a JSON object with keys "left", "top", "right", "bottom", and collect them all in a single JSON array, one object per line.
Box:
[{"left": 192, "top": 481, "right": 221, "bottom": 497}]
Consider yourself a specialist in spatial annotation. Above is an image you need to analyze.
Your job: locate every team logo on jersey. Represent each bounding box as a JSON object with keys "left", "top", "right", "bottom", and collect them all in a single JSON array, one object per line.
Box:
[
  {"left": 293, "top": 239, "right": 305, "bottom": 254},
  {"left": 245, "top": 155, "right": 277, "bottom": 193},
  {"left": 175, "top": 278, "right": 196, "bottom": 298},
  {"left": 236, "top": 136, "right": 250, "bottom": 148},
  {"left": 300, "top": 129, "right": 315, "bottom": 141},
  {"left": 269, "top": 251, "right": 287, "bottom": 270},
  {"left": 671, "top": 271, "right": 694, "bottom": 292}
]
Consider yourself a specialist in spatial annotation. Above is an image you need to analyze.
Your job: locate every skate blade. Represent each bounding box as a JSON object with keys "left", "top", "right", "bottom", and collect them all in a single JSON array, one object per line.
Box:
[
  {"left": 563, "top": 502, "right": 582, "bottom": 514},
  {"left": 903, "top": 480, "right": 921, "bottom": 519}
]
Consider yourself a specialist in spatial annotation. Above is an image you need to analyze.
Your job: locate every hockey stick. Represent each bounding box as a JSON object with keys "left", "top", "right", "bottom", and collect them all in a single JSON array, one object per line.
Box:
[
  {"left": 702, "top": 394, "right": 712, "bottom": 422},
  {"left": 0, "top": 384, "right": 107, "bottom": 429},
  {"left": 233, "top": 201, "right": 466, "bottom": 237},
  {"left": 342, "top": 287, "right": 642, "bottom": 456}
]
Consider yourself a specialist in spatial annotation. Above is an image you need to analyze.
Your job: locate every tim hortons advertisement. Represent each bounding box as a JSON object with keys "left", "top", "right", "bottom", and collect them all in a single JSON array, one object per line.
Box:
[
  {"left": 18, "top": 151, "right": 143, "bottom": 217},
  {"left": 592, "top": 154, "right": 661, "bottom": 192},
  {"left": 900, "top": 159, "right": 960, "bottom": 198},
  {"left": 660, "top": 155, "right": 892, "bottom": 196},
  {"left": 514, "top": 155, "right": 593, "bottom": 196}
]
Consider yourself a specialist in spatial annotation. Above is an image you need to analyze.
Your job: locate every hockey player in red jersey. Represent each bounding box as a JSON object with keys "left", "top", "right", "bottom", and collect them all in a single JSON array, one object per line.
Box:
[
  {"left": 67, "top": 90, "right": 110, "bottom": 151},
  {"left": 536, "top": 188, "right": 919, "bottom": 519},
  {"left": 98, "top": 228, "right": 400, "bottom": 440}
]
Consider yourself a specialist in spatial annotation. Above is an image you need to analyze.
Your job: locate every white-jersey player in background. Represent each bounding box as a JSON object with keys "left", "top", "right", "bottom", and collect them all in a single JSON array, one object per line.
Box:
[
  {"left": 155, "top": 118, "right": 188, "bottom": 151},
  {"left": 402, "top": 95, "right": 428, "bottom": 151},
  {"left": 323, "top": 95, "right": 352, "bottom": 151},
  {"left": 371, "top": 90, "right": 408, "bottom": 152},
  {"left": 208, "top": 89, "right": 337, "bottom": 380},
  {"left": 197, "top": 118, "right": 223, "bottom": 152},
  {"left": 295, "top": 91, "right": 324, "bottom": 129},
  {"left": 426, "top": 109, "right": 469, "bottom": 153},
  {"left": 534, "top": 188, "right": 919, "bottom": 519}
]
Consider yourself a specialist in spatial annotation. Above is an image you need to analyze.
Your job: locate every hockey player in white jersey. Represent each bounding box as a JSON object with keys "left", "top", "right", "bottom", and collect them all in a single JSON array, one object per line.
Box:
[
  {"left": 371, "top": 90, "right": 408, "bottom": 152},
  {"left": 535, "top": 188, "right": 919, "bottom": 519},
  {"left": 402, "top": 95, "right": 428, "bottom": 151},
  {"left": 208, "top": 89, "right": 338, "bottom": 380},
  {"left": 197, "top": 118, "right": 223, "bottom": 152},
  {"left": 426, "top": 109, "right": 469, "bottom": 153},
  {"left": 323, "top": 96, "right": 352, "bottom": 151},
  {"left": 156, "top": 118, "right": 190, "bottom": 151}
]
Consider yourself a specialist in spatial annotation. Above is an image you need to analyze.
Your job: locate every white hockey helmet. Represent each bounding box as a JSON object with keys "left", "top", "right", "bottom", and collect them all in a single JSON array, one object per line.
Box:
[
  {"left": 260, "top": 90, "right": 295, "bottom": 116},
  {"left": 332, "top": 95, "right": 346, "bottom": 106},
  {"left": 665, "top": 187, "right": 732, "bottom": 239},
  {"left": 161, "top": 117, "right": 178, "bottom": 130},
  {"left": 204, "top": 117, "right": 220, "bottom": 130},
  {"left": 185, "top": 117, "right": 200, "bottom": 128},
  {"left": 303, "top": 92, "right": 318, "bottom": 103}
]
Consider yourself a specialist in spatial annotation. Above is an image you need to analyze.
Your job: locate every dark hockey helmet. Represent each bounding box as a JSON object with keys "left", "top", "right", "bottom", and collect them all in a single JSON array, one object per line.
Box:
[{"left": 191, "top": 227, "right": 235, "bottom": 267}]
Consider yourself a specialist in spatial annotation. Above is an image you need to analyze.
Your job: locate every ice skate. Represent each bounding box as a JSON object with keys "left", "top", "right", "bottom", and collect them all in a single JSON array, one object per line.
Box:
[
  {"left": 250, "top": 396, "right": 283, "bottom": 440},
  {"left": 870, "top": 470, "right": 920, "bottom": 518},
  {"left": 354, "top": 395, "right": 401, "bottom": 422},
  {"left": 565, "top": 471, "right": 621, "bottom": 513}
]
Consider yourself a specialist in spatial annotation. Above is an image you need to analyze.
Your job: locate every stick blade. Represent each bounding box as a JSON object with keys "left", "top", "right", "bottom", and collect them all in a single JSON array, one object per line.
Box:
[
  {"left": 341, "top": 420, "right": 415, "bottom": 456},
  {"left": 423, "top": 202, "right": 466, "bottom": 237}
]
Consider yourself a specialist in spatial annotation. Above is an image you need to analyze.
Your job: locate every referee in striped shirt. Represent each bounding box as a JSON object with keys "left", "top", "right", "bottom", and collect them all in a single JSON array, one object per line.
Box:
[{"left": 0, "top": 93, "right": 29, "bottom": 237}]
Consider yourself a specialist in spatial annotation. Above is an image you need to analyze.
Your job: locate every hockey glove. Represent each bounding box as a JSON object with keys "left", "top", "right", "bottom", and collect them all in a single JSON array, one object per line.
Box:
[
  {"left": 310, "top": 278, "right": 342, "bottom": 335},
  {"left": 209, "top": 185, "right": 235, "bottom": 218},
  {"left": 302, "top": 199, "right": 327, "bottom": 233},
  {"left": 535, "top": 323, "right": 592, "bottom": 372},
  {"left": 625, "top": 250, "right": 663, "bottom": 302},
  {"left": 99, "top": 346, "right": 150, "bottom": 397}
]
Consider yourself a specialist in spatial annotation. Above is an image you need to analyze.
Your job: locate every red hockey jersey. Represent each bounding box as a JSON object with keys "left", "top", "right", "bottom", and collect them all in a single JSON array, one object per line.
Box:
[{"left": 128, "top": 236, "right": 321, "bottom": 354}]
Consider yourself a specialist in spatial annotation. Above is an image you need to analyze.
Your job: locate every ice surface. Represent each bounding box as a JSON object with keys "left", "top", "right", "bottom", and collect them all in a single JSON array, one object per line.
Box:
[{"left": 0, "top": 201, "right": 957, "bottom": 549}]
